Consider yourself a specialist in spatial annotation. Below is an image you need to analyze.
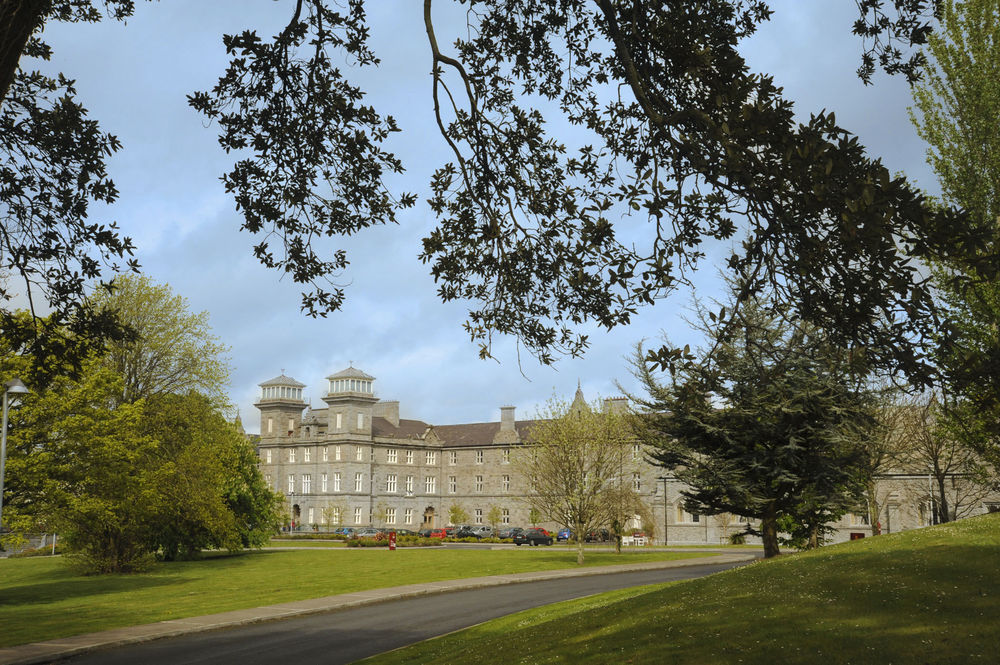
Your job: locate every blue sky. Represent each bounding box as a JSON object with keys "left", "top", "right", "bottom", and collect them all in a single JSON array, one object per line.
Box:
[{"left": 32, "top": 2, "right": 939, "bottom": 432}]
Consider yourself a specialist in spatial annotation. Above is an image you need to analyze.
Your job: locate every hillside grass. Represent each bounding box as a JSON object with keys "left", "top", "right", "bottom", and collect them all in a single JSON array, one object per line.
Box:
[
  {"left": 365, "top": 513, "right": 1000, "bottom": 665},
  {"left": 0, "top": 547, "right": 710, "bottom": 648}
]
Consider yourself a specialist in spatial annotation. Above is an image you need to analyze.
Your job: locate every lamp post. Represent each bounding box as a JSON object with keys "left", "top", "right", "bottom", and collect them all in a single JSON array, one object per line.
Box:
[{"left": 0, "top": 378, "right": 30, "bottom": 541}]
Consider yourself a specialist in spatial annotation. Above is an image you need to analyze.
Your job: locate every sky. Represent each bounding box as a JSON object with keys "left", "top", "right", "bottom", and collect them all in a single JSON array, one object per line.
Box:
[{"left": 29, "top": 1, "right": 940, "bottom": 432}]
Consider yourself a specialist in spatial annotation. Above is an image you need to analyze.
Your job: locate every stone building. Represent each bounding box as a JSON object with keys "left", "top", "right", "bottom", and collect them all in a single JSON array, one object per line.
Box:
[{"left": 255, "top": 366, "right": 999, "bottom": 545}]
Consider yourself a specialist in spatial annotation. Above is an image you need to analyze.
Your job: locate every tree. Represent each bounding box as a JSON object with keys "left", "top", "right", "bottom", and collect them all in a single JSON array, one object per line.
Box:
[
  {"left": 858, "top": 383, "right": 915, "bottom": 534},
  {"left": 486, "top": 505, "right": 503, "bottom": 536},
  {"left": 516, "top": 397, "right": 634, "bottom": 565},
  {"left": 448, "top": 503, "right": 470, "bottom": 527},
  {"left": 631, "top": 294, "right": 871, "bottom": 558},
  {"left": 909, "top": 0, "right": 1000, "bottom": 469},
  {"left": 88, "top": 275, "right": 230, "bottom": 406},
  {"left": 2, "top": 1, "right": 987, "bottom": 385}
]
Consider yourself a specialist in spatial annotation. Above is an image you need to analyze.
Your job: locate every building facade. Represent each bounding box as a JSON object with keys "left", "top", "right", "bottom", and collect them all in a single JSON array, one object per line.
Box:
[{"left": 255, "top": 366, "right": 999, "bottom": 545}]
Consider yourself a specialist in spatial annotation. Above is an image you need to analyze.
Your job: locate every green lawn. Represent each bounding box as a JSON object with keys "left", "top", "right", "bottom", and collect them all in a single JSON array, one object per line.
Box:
[
  {"left": 0, "top": 547, "right": 711, "bottom": 648},
  {"left": 365, "top": 513, "right": 1000, "bottom": 665}
]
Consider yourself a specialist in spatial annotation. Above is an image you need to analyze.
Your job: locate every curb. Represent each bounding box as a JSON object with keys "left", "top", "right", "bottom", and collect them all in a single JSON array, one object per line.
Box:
[{"left": 0, "top": 552, "right": 755, "bottom": 665}]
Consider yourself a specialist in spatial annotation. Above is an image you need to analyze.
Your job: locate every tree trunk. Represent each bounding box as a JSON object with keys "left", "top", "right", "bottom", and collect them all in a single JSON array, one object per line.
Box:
[
  {"left": 935, "top": 475, "right": 951, "bottom": 523},
  {"left": 808, "top": 525, "right": 819, "bottom": 550},
  {"left": 867, "top": 483, "right": 882, "bottom": 535},
  {"left": 576, "top": 521, "right": 585, "bottom": 565},
  {"left": 761, "top": 515, "right": 781, "bottom": 558},
  {"left": 0, "top": 0, "right": 47, "bottom": 103}
]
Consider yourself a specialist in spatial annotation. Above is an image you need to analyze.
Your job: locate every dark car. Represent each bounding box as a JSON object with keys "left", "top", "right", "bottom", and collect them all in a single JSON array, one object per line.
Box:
[
  {"left": 391, "top": 528, "right": 417, "bottom": 537},
  {"left": 584, "top": 528, "right": 610, "bottom": 542},
  {"left": 454, "top": 527, "right": 481, "bottom": 539},
  {"left": 498, "top": 527, "right": 523, "bottom": 539},
  {"left": 513, "top": 527, "right": 553, "bottom": 546},
  {"left": 417, "top": 528, "right": 433, "bottom": 537}
]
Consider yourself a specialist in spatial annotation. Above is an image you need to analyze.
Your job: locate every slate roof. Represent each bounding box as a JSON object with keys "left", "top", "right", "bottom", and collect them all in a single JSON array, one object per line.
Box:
[
  {"left": 372, "top": 417, "right": 432, "bottom": 439},
  {"left": 259, "top": 374, "right": 306, "bottom": 387},
  {"left": 326, "top": 367, "right": 375, "bottom": 381},
  {"left": 432, "top": 420, "right": 536, "bottom": 446}
]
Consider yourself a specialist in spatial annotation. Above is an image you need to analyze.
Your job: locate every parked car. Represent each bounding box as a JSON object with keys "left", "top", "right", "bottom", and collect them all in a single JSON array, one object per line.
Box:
[
  {"left": 584, "top": 529, "right": 610, "bottom": 542},
  {"left": 391, "top": 528, "right": 417, "bottom": 537},
  {"left": 557, "top": 529, "right": 574, "bottom": 542},
  {"left": 513, "top": 527, "right": 553, "bottom": 546},
  {"left": 333, "top": 527, "right": 357, "bottom": 538},
  {"left": 444, "top": 526, "right": 458, "bottom": 536},
  {"left": 417, "top": 528, "right": 433, "bottom": 537},
  {"left": 454, "top": 527, "right": 480, "bottom": 539},
  {"left": 429, "top": 528, "right": 448, "bottom": 539},
  {"left": 355, "top": 527, "right": 380, "bottom": 538},
  {"left": 470, "top": 525, "right": 493, "bottom": 538},
  {"left": 498, "top": 527, "right": 523, "bottom": 539}
]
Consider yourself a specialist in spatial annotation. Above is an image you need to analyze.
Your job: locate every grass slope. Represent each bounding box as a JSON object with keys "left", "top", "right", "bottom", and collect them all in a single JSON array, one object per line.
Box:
[
  {"left": 0, "top": 548, "right": 709, "bottom": 648},
  {"left": 366, "top": 513, "right": 1000, "bottom": 665}
]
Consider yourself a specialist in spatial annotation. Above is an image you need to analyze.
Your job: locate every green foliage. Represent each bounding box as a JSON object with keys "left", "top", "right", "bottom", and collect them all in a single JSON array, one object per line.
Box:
[
  {"left": 909, "top": 0, "right": 1000, "bottom": 469},
  {"left": 632, "top": 292, "right": 871, "bottom": 558},
  {"left": 448, "top": 503, "right": 470, "bottom": 526},
  {"left": 88, "top": 275, "right": 231, "bottom": 406}
]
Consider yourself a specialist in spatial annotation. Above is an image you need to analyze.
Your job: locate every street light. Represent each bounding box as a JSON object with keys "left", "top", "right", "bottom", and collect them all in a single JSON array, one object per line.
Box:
[{"left": 0, "top": 378, "right": 30, "bottom": 543}]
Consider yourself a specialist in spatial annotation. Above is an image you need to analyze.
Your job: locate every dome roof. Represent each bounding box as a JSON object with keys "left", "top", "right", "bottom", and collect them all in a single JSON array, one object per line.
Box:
[
  {"left": 326, "top": 366, "right": 375, "bottom": 381},
  {"left": 259, "top": 373, "right": 306, "bottom": 388}
]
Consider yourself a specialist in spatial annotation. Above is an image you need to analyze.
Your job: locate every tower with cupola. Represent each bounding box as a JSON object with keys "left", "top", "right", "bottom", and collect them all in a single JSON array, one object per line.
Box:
[
  {"left": 255, "top": 373, "right": 307, "bottom": 439},
  {"left": 322, "top": 366, "right": 378, "bottom": 440}
]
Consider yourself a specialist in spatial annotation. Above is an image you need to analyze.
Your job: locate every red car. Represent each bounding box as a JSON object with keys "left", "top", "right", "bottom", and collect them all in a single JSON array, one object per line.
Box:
[{"left": 429, "top": 528, "right": 448, "bottom": 539}]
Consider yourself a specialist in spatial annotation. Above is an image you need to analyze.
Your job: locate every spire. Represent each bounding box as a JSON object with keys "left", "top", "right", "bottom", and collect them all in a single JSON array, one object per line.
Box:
[{"left": 570, "top": 380, "right": 589, "bottom": 414}]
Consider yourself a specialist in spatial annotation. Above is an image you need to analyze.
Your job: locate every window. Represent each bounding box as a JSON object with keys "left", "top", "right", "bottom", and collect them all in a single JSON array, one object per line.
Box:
[
  {"left": 502, "top": 508, "right": 510, "bottom": 524},
  {"left": 386, "top": 474, "right": 397, "bottom": 493},
  {"left": 302, "top": 474, "right": 312, "bottom": 493},
  {"left": 502, "top": 475, "right": 510, "bottom": 493},
  {"left": 502, "top": 448, "right": 509, "bottom": 464},
  {"left": 849, "top": 513, "right": 870, "bottom": 526},
  {"left": 426, "top": 451, "right": 437, "bottom": 465},
  {"left": 387, "top": 449, "right": 398, "bottom": 464},
  {"left": 406, "top": 450, "right": 414, "bottom": 465},
  {"left": 476, "top": 450, "right": 484, "bottom": 464},
  {"left": 329, "top": 506, "right": 341, "bottom": 524},
  {"left": 354, "top": 472, "right": 364, "bottom": 492},
  {"left": 425, "top": 476, "right": 436, "bottom": 493},
  {"left": 356, "top": 446, "right": 364, "bottom": 461},
  {"left": 386, "top": 507, "right": 396, "bottom": 524},
  {"left": 308, "top": 507, "right": 314, "bottom": 524},
  {"left": 404, "top": 508, "right": 414, "bottom": 525},
  {"left": 267, "top": 418, "right": 273, "bottom": 434},
  {"left": 449, "top": 451, "right": 457, "bottom": 465},
  {"left": 287, "top": 474, "right": 294, "bottom": 493},
  {"left": 475, "top": 508, "right": 483, "bottom": 524},
  {"left": 303, "top": 448, "right": 311, "bottom": 463},
  {"left": 336, "top": 413, "right": 343, "bottom": 430},
  {"left": 265, "top": 473, "right": 272, "bottom": 489},
  {"left": 333, "top": 472, "right": 341, "bottom": 492},
  {"left": 633, "top": 472, "right": 641, "bottom": 491},
  {"left": 288, "top": 448, "right": 296, "bottom": 463},
  {"left": 354, "top": 507, "right": 363, "bottom": 524},
  {"left": 322, "top": 446, "right": 329, "bottom": 462},
  {"left": 288, "top": 418, "right": 295, "bottom": 433},
  {"left": 335, "top": 445, "right": 342, "bottom": 461},
  {"left": 475, "top": 475, "right": 483, "bottom": 493},
  {"left": 632, "top": 444, "right": 640, "bottom": 461},
  {"left": 448, "top": 476, "right": 457, "bottom": 494},
  {"left": 405, "top": 475, "right": 414, "bottom": 493},
  {"left": 265, "top": 449, "right": 272, "bottom": 464},
  {"left": 357, "top": 413, "right": 364, "bottom": 429},
  {"left": 321, "top": 473, "right": 328, "bottom": 492},
  {"left": 677, "top": 506, "right": 700, "bottom": 523}
]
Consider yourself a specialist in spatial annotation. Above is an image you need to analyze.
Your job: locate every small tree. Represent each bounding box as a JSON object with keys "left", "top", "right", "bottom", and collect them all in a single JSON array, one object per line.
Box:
[
  {"left": 516, "top": 397, "right": 633, "bottom": 565},
  {"left": 486, "top": 505, "right": 503, "bottom": 536},
  {"left": 448, "top": 503, "right": 470, "bottom": 527}
]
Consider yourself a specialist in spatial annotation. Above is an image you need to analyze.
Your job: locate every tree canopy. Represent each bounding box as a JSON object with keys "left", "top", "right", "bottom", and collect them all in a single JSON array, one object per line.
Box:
[
  {"left": 1, "top": 0, "right": 988, "bottom": 382},
  {"left": 630, "top": 293, "right": 872, "bottom": 558}
]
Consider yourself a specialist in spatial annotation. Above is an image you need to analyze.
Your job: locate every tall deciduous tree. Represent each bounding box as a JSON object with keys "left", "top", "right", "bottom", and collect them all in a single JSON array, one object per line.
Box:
[
  {"left": 517, "top": 397, "right": 637, "bottom": 565},
  {"left": 88, "top": 275, "right": 230, "bottom": 406},
  {"left": 1, "top": 1, "right": 986, "bottom": 388},
  {"left": 631, "top": 295, "right": 871, "bottom": 558},
  {"left": 909, "top": 0, "right": 1000, "bottom": 469}
]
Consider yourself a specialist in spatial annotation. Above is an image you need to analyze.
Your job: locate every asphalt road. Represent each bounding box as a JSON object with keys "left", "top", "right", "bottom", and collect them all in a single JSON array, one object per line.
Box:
[{"left": 61, "top": 561, "right": 743, "bottom": 665}]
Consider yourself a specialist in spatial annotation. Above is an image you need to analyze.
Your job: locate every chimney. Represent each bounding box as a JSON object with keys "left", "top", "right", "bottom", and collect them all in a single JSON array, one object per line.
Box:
[
  {"left": 373, "top": 400, "right": 400, "bottom": 427},
  {"left": 500, "top": 405, "right": 516, "bottom": 431},
  {"left": 603, "top": 397, "right": 628, "bottom": 414}
]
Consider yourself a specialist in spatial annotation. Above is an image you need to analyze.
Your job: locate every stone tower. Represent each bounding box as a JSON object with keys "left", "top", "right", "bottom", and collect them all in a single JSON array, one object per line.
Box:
[
  {"left": 322, "top": 366, "right": 378, "bottom": 440},
  {"left": 255, "top": 373, "right": 307, "bottom": 439}
]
